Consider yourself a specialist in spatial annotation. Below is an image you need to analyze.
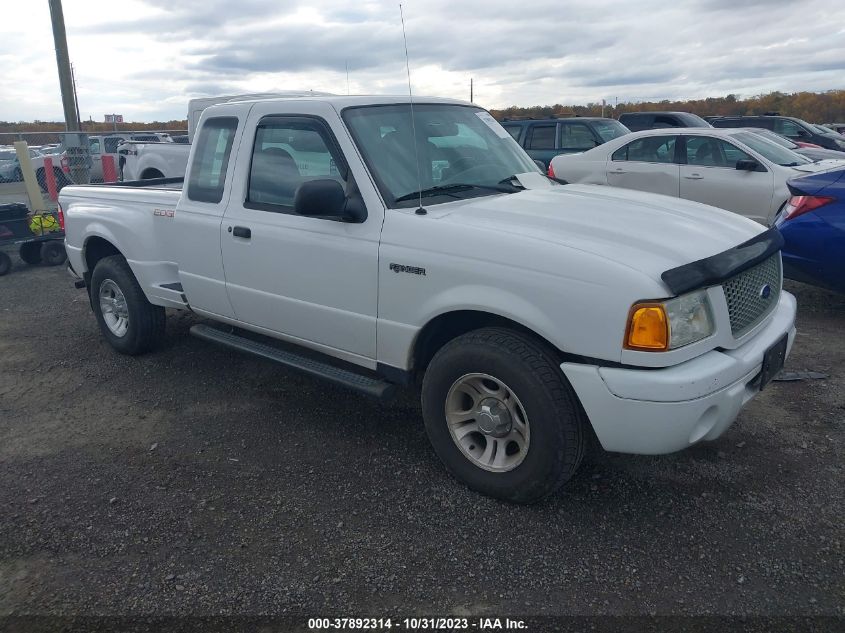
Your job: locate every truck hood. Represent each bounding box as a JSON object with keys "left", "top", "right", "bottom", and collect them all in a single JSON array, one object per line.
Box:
[{"left": 430, "top": 184, "right": 764, "bottom": 287}]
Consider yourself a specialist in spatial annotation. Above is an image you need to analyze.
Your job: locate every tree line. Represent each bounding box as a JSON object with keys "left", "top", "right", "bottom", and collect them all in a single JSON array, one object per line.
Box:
[
  {"left": 0, "top": 120, "right": 187, "bottom": 135},
  {"left": 489, "top": 90, "right": 845, "bottom": 123},
  {"left": 2, "top": 90, "right": 844, "bottom": 133}
]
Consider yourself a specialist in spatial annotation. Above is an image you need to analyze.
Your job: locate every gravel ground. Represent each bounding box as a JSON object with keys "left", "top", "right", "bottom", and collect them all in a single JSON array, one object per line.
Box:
[{"left": 0, "top": 263, "right": 843, "bottom": 626}]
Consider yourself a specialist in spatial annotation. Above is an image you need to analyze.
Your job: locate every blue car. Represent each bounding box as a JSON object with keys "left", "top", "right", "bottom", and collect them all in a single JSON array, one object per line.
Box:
[{"left": 776, "top": 168, "right": 845, "bottom": 292}]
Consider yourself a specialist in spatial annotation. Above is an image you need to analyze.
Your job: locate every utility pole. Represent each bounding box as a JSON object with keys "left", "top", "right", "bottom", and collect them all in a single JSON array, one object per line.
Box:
[
  {"left": 48, "top": 0, "right": 79, "bottom": 132},
  {"left": 48, "top": 0, "right": 88, "bottom": 183},
  {"left": 71, "top": 63, "right": 81, "bottom": 129},
  {"left": 470, "top": 78, "right": 473, "bottom": 103}
]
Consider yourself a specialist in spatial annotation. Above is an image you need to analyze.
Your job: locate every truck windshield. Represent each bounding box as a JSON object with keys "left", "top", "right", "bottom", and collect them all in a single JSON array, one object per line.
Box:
[{"left": 343, "top": 104, "right": 539, "bottom": 208}]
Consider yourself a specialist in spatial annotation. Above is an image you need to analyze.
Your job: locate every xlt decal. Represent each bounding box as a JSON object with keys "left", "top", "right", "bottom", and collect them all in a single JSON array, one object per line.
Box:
[
  {"left": 390, "top": 263, "right": 426, "bottom": 276},
  {"left": 153, "top": 208, "right": 175, "bottom": 218}
]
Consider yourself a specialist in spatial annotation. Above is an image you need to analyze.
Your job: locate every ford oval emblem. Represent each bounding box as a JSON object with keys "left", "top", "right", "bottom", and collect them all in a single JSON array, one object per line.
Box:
[{"left": 760, "top": 284, "right": 772, "bottom": 299}]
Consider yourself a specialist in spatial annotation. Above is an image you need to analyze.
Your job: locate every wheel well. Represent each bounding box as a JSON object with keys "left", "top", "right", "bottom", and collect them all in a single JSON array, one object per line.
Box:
[
  {"left": 141, "top": 168, "right": 164, "bottom": 179},
  {"left": 84, "top": 237, "right": 121, "bottom": 274},
  {"left": 412, "top": 310, "right": 561, "bottom": 375}
]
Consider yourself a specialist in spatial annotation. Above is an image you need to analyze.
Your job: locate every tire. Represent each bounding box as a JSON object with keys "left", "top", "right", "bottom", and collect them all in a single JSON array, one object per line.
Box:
[
  {"left": 19, "top": 242, "right": 42, "bottom": 265},
  {"left": 90, "top": 255, "right": 166, "bottom": 355},
  {"left": 40, "top": 241, "right": 67, "bottom": 266},
  {"left": 421, "top": 327, "right": 586, "bottom": 504},
  {"left": 141, "top": 169, "right": 164, "bottom": 180},
  {"left": 55, "top": 170, "right": 72, "bottom": 191},
  {"left": 0, "top": 252, "right": 11, "bottom": 276}
]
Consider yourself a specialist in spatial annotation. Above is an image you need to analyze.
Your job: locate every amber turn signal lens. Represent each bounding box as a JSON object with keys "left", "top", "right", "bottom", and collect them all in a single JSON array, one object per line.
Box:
[{"left": 625, "top": 304, "right": 669, "bottom": 351}]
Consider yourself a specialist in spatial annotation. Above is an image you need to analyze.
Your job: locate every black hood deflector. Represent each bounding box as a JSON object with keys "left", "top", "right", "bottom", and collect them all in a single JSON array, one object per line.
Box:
[{"left": 661, "top": 227, "right": 784, "bottom": 295}]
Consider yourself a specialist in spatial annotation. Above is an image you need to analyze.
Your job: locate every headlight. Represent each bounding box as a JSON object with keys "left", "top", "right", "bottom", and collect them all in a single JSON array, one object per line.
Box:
[{"left": 625, "top": 289, "right": 714, "bottom": 351}]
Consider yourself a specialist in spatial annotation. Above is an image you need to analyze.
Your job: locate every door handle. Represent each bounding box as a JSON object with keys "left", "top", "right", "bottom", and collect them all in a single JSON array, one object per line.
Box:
[
  {"left": 231, "top": 226, "right": 251, "bottom": 239},
  {"left": 684, "top": 173, "right": 704, "bottom": 180},
  {"left": 609, "top": 168, "right": 626, "bottom": 175}
]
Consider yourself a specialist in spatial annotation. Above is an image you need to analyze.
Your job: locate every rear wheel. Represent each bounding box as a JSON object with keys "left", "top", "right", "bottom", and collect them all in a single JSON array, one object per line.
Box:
[
  {"left": 421, "top": 327, "right": 586, "bottom": 503},
  {"left": 40, "top": 241, "right": 66, "bottom": 266},
  {"left": 0, "top": 252, "right": 11, "bottom": 276},
  {"left": 141, "top": 168, "right": 164, "bottom": 180},
  {"left": 19, "top": 242, "right": 42, "bottom": 265},
  {"left": 90, "top": 255, "right": 165, "bottom": 355}
]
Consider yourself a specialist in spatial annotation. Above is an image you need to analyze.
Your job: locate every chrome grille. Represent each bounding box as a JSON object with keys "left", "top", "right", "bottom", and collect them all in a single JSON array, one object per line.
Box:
[{"left": 723, "top": 255, "right": 782, "bottom": 336}]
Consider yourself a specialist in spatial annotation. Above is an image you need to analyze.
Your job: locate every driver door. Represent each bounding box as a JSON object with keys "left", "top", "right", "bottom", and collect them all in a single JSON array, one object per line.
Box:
[{"left": 220, "top": 105, "right": 383, "bottom": 362}]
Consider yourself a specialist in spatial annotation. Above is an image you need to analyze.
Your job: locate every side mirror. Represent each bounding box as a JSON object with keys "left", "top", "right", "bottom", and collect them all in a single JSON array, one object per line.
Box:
[
  {"left": 293, "top": 179, "right": 366, "bottom": 222},
  {"left": 736, "top": 158, "right": 761, "bottom": 171},
  {"left": 533, "top": 159, "right": 546, "bottom": 172},
  {"left": 795, "top": 129, "right": 809, "bottom": 139}
]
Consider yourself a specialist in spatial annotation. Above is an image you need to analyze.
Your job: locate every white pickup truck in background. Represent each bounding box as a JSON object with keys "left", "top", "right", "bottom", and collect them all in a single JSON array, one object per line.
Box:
[
  {"left": 61, "top": 95, "right": 796, "bottom": 503},
  {"left": 119, "top": 91, "right": 332, "bottom": 181}
]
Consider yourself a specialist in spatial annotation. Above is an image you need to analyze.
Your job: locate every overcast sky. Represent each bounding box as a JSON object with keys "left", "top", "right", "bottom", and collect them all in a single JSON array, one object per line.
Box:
[{"left": 1, "top": 0, "right": 843, "bottom": 123}]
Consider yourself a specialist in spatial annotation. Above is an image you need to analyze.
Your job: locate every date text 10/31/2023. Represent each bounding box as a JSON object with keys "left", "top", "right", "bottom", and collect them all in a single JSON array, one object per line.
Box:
[{"left": 307, "top": 617, "right": 528, "bottom": 630}]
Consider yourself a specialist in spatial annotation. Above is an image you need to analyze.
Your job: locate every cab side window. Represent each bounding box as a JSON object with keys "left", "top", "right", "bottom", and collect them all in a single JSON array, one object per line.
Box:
[
  {"left": 247, "top": 119, "right": 345, "bottom": 211},
  {"left": 559, "top": 123, "right": 596, "bottom": 151},
  {"left": 773, "top": 119, "right": 803, "bottom": 138},
  {"left": 187, "top": 117, "right": 238, "bottom": 203},
  {"left": 104, "top": 138, "right": 122, "bottom": 154},
  {"left": 527, "top": 125, "right": 556, "bottom": 150},
  {"left": 612, "top": 136, "right": 677, "bottom": 163},
  {"left": 685, "top": 136, "right": 752, "bottom": 168},
  {"left": 89, "top": 139, "right": 101, "bottom": 155}
]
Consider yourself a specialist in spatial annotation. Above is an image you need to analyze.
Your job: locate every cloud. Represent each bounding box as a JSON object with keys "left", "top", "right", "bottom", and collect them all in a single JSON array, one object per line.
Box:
[{"left": 0, "top": 0, "right": 843, "bottom": 122}]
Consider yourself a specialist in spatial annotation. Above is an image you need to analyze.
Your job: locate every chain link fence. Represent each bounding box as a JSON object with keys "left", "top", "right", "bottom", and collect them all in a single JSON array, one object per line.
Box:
[{"left": 0, "top": 130, "right": 187, "bottom": 197}]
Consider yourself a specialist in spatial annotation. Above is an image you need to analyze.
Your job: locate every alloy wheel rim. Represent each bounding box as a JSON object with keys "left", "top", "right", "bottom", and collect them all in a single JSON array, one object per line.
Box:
[
  {"left": 444, "top": 373, "right": 530, "bottom": 472},
  {"left": 99, "top": 279, "right": 130, "bottom": 337}
]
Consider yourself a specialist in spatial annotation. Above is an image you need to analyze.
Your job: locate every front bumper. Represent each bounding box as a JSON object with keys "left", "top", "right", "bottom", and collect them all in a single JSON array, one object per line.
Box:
[{"left": 561, "top": 291, "right": 797, "bottom": 455}]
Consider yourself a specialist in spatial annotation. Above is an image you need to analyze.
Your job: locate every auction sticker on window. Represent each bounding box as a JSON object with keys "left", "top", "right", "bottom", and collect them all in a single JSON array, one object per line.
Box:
[{"left": 475, "top": 111, "right": 513, "bottom": 139}]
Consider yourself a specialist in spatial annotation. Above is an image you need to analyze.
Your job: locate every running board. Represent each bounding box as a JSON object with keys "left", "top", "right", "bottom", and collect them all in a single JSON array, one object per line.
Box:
[{"left": 189, "top": 324, "right": 396, "bottom": 400}]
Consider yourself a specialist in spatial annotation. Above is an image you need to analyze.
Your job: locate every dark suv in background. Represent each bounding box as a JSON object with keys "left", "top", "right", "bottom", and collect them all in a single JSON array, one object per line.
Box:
[
  {"left": 617, "top": 111, "right": 711, "bottom": 131},
  {"left": 707, "top": 115, "right": 845, "bottom": 152},
  {"left": 500, "top": 117, "right": 630, "bottom": 168}
]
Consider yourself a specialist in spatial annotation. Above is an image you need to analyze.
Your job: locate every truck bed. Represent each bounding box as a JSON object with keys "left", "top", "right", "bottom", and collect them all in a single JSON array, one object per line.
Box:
[{"left": 61, "top": 181, "right": 186, "bottom": 309}]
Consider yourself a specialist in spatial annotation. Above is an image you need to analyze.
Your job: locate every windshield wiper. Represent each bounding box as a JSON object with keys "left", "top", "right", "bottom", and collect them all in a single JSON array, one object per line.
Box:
[
  {"left": 394, "top": 183, "right": 517, "bottom": 203},
  {"left": 498, "top": 175, "right": 526, "bottom": 188},
  {"left": 500, "top": 173, "right": 569, "bottom": 187}
]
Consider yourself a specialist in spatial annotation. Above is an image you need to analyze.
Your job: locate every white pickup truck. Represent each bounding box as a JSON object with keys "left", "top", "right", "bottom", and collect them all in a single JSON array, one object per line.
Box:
[{"left": 60, "top": 95, "right": 796, "bottom": 503}]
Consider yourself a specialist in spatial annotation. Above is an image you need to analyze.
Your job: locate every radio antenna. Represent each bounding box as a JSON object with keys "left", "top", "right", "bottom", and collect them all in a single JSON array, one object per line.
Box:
[{"left": 399, "top": 3, "right": 425, "bottom": 214}]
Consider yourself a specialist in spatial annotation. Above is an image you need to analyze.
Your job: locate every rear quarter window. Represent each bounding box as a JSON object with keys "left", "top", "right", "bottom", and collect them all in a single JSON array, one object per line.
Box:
[{"left": 187, "top": 117, "right": 239, "bottom": 204}]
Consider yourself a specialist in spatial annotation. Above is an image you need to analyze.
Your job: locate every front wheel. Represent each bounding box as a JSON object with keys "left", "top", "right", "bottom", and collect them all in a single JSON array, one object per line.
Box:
[
  {"left": 0, "top": 252, "right": 11, "bottom": 276},
  {"left": 90, "top": 255, "right": 165, "bottom": 355},
  {"left": 421, "top": 327, "right": 586, "bottom": 503}
]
